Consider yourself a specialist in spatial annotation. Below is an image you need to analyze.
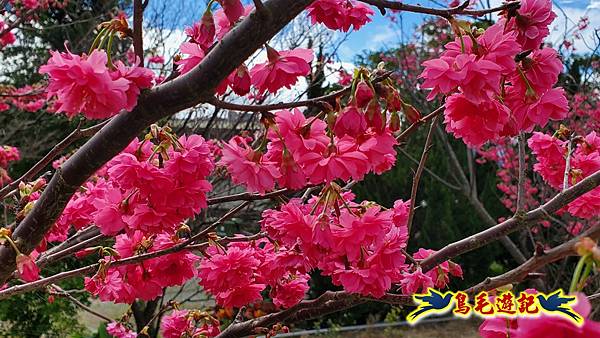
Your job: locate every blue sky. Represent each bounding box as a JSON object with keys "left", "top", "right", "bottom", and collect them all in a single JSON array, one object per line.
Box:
[{"left": 143, "top": 0, "right": 600, "bottom": 62}]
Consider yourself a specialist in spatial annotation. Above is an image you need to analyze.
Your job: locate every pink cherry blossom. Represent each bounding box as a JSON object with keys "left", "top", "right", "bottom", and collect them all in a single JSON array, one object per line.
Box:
[
  {"left": 334, "top": 105, "right": 367, "bottom": 137},
  {"left": 528, "top": 132, "right": 566, "bottom": 189},
  {"left": 355, "top": 80, "right": 374, "bottom": 108},
  {"left": 250, "top": 47, "right": 313, "bottom": 94},
  {"left": 271, "top": 274, "right": 309, "bottom": 308},
  {"left": 220, "top": 136, "right": 281, "bottom": 194},
  {"left": 185, "top": 9, "right": 216, "bottom": 49},
  {"left": 307, "top": 0, "right": 374, "bottom": 32},
  {"left": 217, "top": 0, "right": 244, "bottom": 23},
  {"left": 39, "top": 49, "right": 130, "bottom": 119},
  {"left": 299, "top": 136, "right": 370, "bottom": 183},
  {"left": 176, "top": 42, "right": 205, "bottom": 75},
  {"left": 106, "top": 322, "right": 137, "bottom": 338},
  {"left": 161, "top": 310, "right": 192, "bottom": 338},
  {"left": 112, "top": 61, "right": 154, "bottom": 111},
  {"left": 501, "top": 0, "right": 557, "bottom": 50},
  {"left": 400, "top": 267, "right": 434, "bottom": 295},
  {"left": 444, "top": 93, "right": 510, "bottom": 147}
]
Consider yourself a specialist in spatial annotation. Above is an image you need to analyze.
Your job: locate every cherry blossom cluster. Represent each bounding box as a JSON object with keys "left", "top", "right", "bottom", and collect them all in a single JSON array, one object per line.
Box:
[
  {"left": 39, "top": 49, "right": 154, "bottom": 119},
  {"left": 529, "top": 130, "right": 600, "bottom": 219},
  {"left": 420, "top": 0, "right": 568, "bottom": 147},
  {"left": 0, "top": 84, "right": 47, "bottom": 113},
  {"left": 0, "top": 145, "right": 20, "bottom": 187},
  {"left": 259, "top": 191, "right": 461, "bottom": 298},
  {"left": 160, "top": 309, "right": 221, "bottom": 338},
  {"left": 176, "top": 1, "right": 313, "bottom": 96},
  {"left": 219, "top": 82, "right": 402, "bottom": 194},
  {"left": 198, "top": 239, "right": 310, "bottom": 308},
  {"left": 307, "top": 0, "right": 374, "bottom": 32},
  {"left": 84, "top": 232, "right": 198, "bottom": 303},
  {"left": 48, "top": 132, "right": 215, "bottom": 243}
]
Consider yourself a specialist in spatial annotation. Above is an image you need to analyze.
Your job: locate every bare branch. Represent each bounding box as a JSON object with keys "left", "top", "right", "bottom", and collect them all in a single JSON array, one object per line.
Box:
[
  {"left": 406, "top": 116, "right": 437, "bottom": 234},
  {"left": 421, "top": 170, "right": 600, "bottom": 273},
  {"left": 466, "top": 225, "right": 600, "bottom": 294},
  {"left": 516, "top": 133, "right": 527, "bottom": 215},
  {"left": 358, "top": 0, "right": 519, "bottom": 19}
]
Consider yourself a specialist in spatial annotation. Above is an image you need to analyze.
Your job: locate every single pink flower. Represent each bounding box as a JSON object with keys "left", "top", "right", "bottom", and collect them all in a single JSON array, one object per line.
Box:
[
  {"left": 501, "top": 0, "right": 557, "bottom": 50},
  {"left": 220, "top": 137, "right": 281, "bottom": 194},
  {"left": 161, "top": 310, "right": 191, "bottom": 338},
  {"left": 185, "top": 9, "right": 216, "bottom": 49},
  {"left": 355, "top": 80, "right": 374, "bottom": 108},
  {"left": 176, "top": 42, "right": 205, "bottom": 75},
  {"left": 334, "top": 105, "right": 367, "bottom": 137},
  {"left": 106, "top": 322, "right": 137, "bottom": 338},
  {"left": 400, "top": 267, "right": 434, "bottom": 295},
  {"left": 271, "top": 274, "right": 309, "bottom": 308},
  {"left": 217, "top": 0, "right": 244, "bottom": 23},
  {"left": 111, "top": 61, "right": 154, "bottom": 111},
  {"left": 444, "top": 93, "right": 510, "bottom": 147},
  {"left": 250, "top": 47, "right": 313, "bottom": 94},
  {"left": 39, "top": 49, "right": 131, "bottom": 119}
]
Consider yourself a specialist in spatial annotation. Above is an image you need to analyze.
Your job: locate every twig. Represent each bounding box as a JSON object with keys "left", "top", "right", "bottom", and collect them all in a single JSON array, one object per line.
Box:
[
  {"left": 0, "top": 121, "right": 108, "bottom": 199},
  {"left": 50, "top": 284, "right": 112, "bottom": 322},
  {"left": 397, "top": 148, "right": 461, "bottom": 191},
  {"left": 358, "top": 0, "right": 519, "bottom": 19},
  {"left": 516, "top": 133, "right": 527, "bottom": 214},
  {"left": 205, "top": 71, "right": 392, "bottom": 112},
  {"left": 406, "top": 116, "right": 437, "bottom": 234},
  {"left": 396, "top": 106, "right": 444, "bottom": 143}
]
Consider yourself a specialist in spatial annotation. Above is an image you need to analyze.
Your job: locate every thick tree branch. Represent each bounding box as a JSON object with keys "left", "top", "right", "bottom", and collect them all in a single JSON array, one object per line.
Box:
[
  {"left": 0, "top": 0, "right": 317, "bottom": 284},
  {"left": 421, "top": 170, "right": 600, "bottom": 272},
  {"left": 218, "top": 291, "right": 412, "bottom": 338}
]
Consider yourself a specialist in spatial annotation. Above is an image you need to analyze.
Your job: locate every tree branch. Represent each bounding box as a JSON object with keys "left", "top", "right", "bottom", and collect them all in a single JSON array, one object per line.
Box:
[
  {"left": 358, "top": 0, "right": 519, "bottom": 19},
  {"left": 133, "top": 0, "right": 144, "bottom": 62},
  {"left": 406, "top": 116, "right": 437, "bottom": 234},
  {"left": 466, "top": 225, "right": 600, "bottom": 294},
  {"left": 421, "top": 170, "right": 600, "bottom": 273}
]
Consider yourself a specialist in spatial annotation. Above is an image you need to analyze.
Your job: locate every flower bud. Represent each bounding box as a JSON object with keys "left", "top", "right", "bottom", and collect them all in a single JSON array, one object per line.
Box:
[
  {"left": 354, "top": 80, "right": 374, "bottom": 108},
  {"left": 16, "top": 253, "right": 40, "bottom": 282}
]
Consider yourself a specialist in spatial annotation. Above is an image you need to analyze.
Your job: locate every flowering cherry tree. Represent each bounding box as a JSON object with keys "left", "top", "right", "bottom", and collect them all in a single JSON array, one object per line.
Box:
[{"left": 0, "top": 0, "right": 599, "bottom": 337}]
